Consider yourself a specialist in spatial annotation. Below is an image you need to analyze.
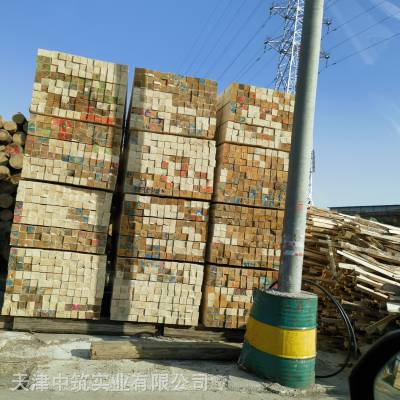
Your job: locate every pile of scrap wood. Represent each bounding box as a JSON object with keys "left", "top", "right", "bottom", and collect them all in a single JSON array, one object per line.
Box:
[{"left": 304, "top": 206, "right": 400, "bottom": 342}]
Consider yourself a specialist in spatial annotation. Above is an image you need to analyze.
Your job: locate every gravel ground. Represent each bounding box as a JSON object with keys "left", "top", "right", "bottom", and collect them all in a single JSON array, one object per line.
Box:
[{"left": 0, "top": 331, "right": 351, "bottom": 399}]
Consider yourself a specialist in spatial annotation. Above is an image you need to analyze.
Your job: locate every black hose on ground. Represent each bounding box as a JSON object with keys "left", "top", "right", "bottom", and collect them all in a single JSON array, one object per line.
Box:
[
  {"left": 267, "top": 279, "right": 358, "bottom": 378},
  {"left": 302, "top": 279, "right": 358, "bottom": 378}
]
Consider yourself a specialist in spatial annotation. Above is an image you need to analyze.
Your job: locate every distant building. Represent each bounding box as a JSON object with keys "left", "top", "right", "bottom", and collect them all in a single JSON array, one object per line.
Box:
[{"left": 329, "top": 205, "right": 400, "bottom": 227}]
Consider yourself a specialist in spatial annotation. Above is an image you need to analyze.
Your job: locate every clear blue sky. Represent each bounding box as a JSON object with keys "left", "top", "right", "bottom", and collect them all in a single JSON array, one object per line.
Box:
[{"left": 1, "top": 0, "right": 399, "bottom": 208}]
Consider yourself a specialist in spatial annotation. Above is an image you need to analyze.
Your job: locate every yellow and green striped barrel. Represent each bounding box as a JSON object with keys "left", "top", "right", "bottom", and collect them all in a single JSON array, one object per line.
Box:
[{"left": 239, "top": 289, "right": 318, "bottom": 389}]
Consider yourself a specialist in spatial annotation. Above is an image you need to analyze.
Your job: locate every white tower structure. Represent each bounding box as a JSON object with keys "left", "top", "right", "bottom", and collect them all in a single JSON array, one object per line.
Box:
[{"left": 265, "top": 0, "right": 304, "bottom": 93}]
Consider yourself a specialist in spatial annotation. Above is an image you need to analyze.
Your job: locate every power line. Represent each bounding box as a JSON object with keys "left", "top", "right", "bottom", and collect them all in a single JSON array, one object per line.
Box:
[
  {"left": 217, "top": 15, "right": 273, "bottom": 81},
  {"left": 184, "top": 0, "right": 232, "bottom": 75},
  {"left": 192, "top": 0, "right": 247, "bottom": 76},
  {"left": 328, "top": 6, "right": 400, "bottom": 52},
  {"left": 205, "top": 0, "right": 264, "bottom": 76},
  {"left": 327, "top": 30, "right": 400, "bottom": 68},
  {"left": 234, "top": 24, "right": 282, "bottom": 81},
  {"left": 325, "top": 0, "right": 343, "bottom": 11},
  {"left": 247, "top": 52, "right": 277, "bottom": 83},
  {"left": 179, "top": 1, "right": 221, "bottom": 73},
  {"left": 236, "top": 48, "right": 265, "bottom": 81},
  {"left": 328, "top": 0, "right": 386, "bottom": 34}
]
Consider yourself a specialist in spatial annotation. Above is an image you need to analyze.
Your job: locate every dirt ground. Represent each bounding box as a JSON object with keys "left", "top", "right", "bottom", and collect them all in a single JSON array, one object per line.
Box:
[{"left": 0, "top": 331, "right": 351, "bottom": 399}]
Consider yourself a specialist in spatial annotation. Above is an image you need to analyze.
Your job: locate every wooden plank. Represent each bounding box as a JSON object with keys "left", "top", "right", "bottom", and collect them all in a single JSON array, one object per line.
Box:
[
  {"left": 359, "top": 228, "right": 400, "bottom": 244},
  {"left": 164, "top": 327, "right": 226, "bottom": 341},
  {"left": 356, "top": 284, "right": 389, "bottom": 300},
  {"left": 0, "top": 316, "right": 13, "bottom": 330},
  {"left": 356, "top": 275, "right": 384, "bottom": 289},
  {"left": 12, "top": 317, "right": 157, "bottom": 336},
  {"left": 394, "top": 369, "right": 400, "bottom": 390},
  {"left": 338, "top": 263, "right": 357, "bottom": 270},
  {"left": 163, "top": 326, "right": 244, "bottom": 342},
  {"left": 387, "top": 302, "right": 400, "bottom": 313},
  {"left": 90, "top": 339, "right": 242, "bottom": 360},
  {"left": 354, "top": 266, "right": 400, "bottom": 288},
  {"left": 364, "top": 314, "right": 398, "bottom": 334},
  {"left": 338, "top": 241, "right": 400, "bottom": 265},
  {"left": 327, "top": 239, "right": 337, "bottom": 275},
  {"left": 338, "top": 250, "right": 400, "bottom": 280}
]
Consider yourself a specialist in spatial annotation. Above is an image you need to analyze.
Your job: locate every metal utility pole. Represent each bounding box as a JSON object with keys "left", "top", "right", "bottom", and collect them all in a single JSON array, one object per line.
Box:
[
  {"left": 266, "top": 2, "right": 330, "bottom": 204},
  {"left": 266, "top": 0, "right": 304, "bottom": 93},
  {"left": 278, "top": 0, "right": 324, "bottom": 293},
  {"left": 266, "top": 1, "right": 315, "bottom": 202},
  {"left": 308, "top": 149, "right": 316, "bottom": 205},
  {"left": 239, "top": 0, "right": 325, "bottom": 389}
]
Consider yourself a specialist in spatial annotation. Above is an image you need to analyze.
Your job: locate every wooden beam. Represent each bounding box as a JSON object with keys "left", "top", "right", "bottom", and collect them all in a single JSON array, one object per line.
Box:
[
  {"left": 163, "top": 326, "right": 244, "bottom": 342},
  {"left": 338, "top": 250, "right": 400, "bottom": 280},
  {"left": 365, "top": 314, "right": 398, "bottom": 335},
  {"left": 0, "top": 316, "right": 13, "bottom": 330},
  {"left": 90, "top": 339, "right": 242, "bottom": 361},
  {"left": 12, "top": 317, "right": 157, "bottom": 336}
]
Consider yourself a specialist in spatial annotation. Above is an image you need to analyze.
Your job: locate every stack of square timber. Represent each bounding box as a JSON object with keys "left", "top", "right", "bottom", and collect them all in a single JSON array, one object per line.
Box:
[
  {"left": 10, "top": 180, "right": 111, "bottom": 254},
  {"left": 112, "top": 258, "right": 203, "bottom": 325},
  {"left": 116, "top": 194, "right": 209, "bottom": 262},
  {"left": 24, "top": 114, "right": 121, "bottom": 190},
  {"left": 202, "top": 266, "right": 277, "bottom": 328},
  {"left": 110, "top": 68, "right": 217, "bottom": 326},
  {"left": 2, "top": 49, "right": 128, "bottom": 319},
  {"left": 202, "top": 83, "right": 295, "bottom": 329}
]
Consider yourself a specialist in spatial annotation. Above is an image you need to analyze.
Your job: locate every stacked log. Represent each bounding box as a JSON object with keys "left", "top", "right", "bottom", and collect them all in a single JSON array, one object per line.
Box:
[
  {"left": 0, "top": 113, "right": 27, "bottom": 269},
  {"left": 202, "top": 83, "right": 295, "bottom": 329},
  {"left": 2, "top": 49, "right": 128, "bottom": 319},
  {"left": 110, "top": 68, "right": 217, "bottom": 326},
  {"left": 303, "top": 207, "right": 400, "bottom": 341}
]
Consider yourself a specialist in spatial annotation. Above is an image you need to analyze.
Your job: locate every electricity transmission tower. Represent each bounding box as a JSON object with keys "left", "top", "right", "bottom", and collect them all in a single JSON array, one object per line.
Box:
[
  {"left": 265, "top": 0, "right": 304, "bottom": 94},
  {"left": 265, "top": 1, "right": 326, "bottom": 204}
]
